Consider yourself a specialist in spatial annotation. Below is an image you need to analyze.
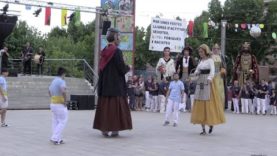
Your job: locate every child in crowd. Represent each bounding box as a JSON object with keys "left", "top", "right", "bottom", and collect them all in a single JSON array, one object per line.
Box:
[
  {"left": 144, "top": 76, "right": 152, "bottom": 111},
  {"left": 158, "top": 77, "right": 169, "bottom": 113},
  {"left": 188, "top": 78, "right": 196, "bottom": 111},
  {"left": 232, "top": 80, "right": 241, "bottom": 114},
  {"left": 257, "top": 80, "right": 268, "bottom": 115},
  {"left": 149, "top": 77, "right": 159, "bottom": 112},
  {"left": 0, "top": 68, "right": 9, "bottom": 127},
  {"left": 269, "top": 90, "right": 277, "bottom": 115},
  {"left": 127, "top": 76, "right": 135, "bottom": 110},
  {"left": 163, "top": 73, "right": 184, "bottom": 127},
  {"left": 239, "top": 82, "right": 250, "bottom": 114},
  {"left": 248, "top": 80, "right": 256, "bottom": 114},
  {"left": 134, "top": 77, "right": 145, "bottom": 111}
]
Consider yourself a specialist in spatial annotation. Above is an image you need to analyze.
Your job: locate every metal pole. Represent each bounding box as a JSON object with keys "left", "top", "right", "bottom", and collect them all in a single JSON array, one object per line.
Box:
[
  {"left": 93, "top": 7, "right": 101, "bottom": 106},
  {"left": 221, "top": 20, "right": 228, "bottom": 109},
  {"left": 221, "top": 20, "right": 227, "bottom": 57}
]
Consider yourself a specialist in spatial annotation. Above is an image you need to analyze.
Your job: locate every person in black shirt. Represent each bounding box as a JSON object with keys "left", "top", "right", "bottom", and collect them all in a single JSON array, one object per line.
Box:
[
  {"left": 134, "top": 77, "right": 144, "bottom": 111},
  {"left": 127, "top": 76, "right": 135, "bottom": 110},
  {"left": 247, "top": 80, "right": 256, "bottom": 114},
  {"left": 34, "top": 47, "right": 45, "bottom": 75},
  {"left": 0, "top": 46, "right": 9, "bottom": 69},
  {"left": 257, "top": 79, "right": 268, "bottom": 115},
  {"left": 149, "top": 76, "right": 159, "bottom": 112},
  {"left": 158, "top": 77, "right": 169, "bottom": 113},
  {"left": 144, "top": 76, "right": 152, "bottom": 111},
  {"left": 188, "top": 78, "right": 196, "bottom": 111},
  {"left": 21, "top": 42, "right": 33, "bottom": 75},
  {"left": 232, "top": 80, "right": 241, "bottom": 114},
  {"left": 269, "top": 90, "right": 276, "bottom": 115},
  {"left": 239, "top": 82, "right": 250, "bottom": 114}
]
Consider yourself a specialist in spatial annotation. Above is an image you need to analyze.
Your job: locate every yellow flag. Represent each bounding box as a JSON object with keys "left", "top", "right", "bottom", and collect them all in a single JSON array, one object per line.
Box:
[{"left": 61, "top": 8, "right": 67, "bottom": 26}]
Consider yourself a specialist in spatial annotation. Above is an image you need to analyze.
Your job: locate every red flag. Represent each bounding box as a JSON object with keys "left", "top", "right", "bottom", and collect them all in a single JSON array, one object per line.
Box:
[
  {"left": 187, "top": 20, "right": 194, "bottom": 37},
  {"left": 45, "top": 7, "right": 51, "bottom": 25}
]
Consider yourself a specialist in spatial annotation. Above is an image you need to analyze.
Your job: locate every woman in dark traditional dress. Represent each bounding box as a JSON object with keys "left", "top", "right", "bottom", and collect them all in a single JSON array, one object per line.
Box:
[{"left": 93, "top": 28, "right": 132, "bottom": 137}]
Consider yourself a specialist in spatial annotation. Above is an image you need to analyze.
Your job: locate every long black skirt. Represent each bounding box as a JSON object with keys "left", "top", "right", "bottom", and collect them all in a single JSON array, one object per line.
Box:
[{"left": 93, "top": 96, "right": 132, "bottom": 131}]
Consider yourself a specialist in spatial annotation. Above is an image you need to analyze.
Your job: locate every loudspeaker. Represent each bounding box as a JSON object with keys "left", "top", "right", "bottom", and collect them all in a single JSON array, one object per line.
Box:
[
  {"left": 67, "top": 101, "right": 78, "bottom": 110},
  {"left": 102, "top": 21, "right": 111, "bottom": 35},
  {"left": 70, "top": 95, "right": 95, "bottom": 110}
]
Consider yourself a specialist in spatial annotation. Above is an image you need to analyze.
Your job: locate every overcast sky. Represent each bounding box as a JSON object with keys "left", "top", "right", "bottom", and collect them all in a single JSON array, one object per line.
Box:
[{"left": 1, "top": 0, "right": 226, "bottom": 33}]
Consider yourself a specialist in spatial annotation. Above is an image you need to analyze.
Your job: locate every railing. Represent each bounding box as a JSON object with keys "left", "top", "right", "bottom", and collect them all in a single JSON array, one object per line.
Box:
[{"left": 8, "top": 58, "right": 98, "bottom": 86}]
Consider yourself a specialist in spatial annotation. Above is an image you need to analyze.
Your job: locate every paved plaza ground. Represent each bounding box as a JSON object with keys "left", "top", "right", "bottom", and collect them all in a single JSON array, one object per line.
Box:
[{"left": 0, "top": 110, "right": 276, "bottom": 156}]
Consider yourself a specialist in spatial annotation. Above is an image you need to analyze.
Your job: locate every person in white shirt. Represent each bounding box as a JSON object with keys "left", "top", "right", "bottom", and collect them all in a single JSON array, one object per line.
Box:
[
  {"left": 163, "top": 73, "right": 184, "bottom": 127},
  {"left": 49, "top": 67, "right": 68, "bottom": 145},
  {"left": 156, "top": 47, "right": 175, "bottom": 82},
  {"left": 0, "top": 68, "right": 9, "bottom": 127},
  {"left": 191, "top": 44, "right": 225, "bottom": 135}
]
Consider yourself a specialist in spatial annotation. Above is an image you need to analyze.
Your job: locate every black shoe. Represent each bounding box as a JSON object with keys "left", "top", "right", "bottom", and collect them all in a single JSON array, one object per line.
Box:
[
  {"left": 50, "top": 140, "right": 64, "bottom": 145},
  {"left": 1, "top": 123, "right": 8, "bottom": 127},
  {"left": 102, "top": 131, "right": 109, "bottom": 137},
  {"left": 209, "top": 126, "right": 213, "bottom": 134},
  {"left": 200, "top": 129, "right": 206, "bottom": 135},
  {"left": 163, "top": 121, "right": 170, "bottom": 126},
  {"left": 111, "top": 131, "right": 119, "bottom": 137}
]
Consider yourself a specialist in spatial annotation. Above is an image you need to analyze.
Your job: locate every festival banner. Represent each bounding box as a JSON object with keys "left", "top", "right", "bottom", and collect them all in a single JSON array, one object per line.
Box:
[
  {"left": 101, "top": 33, "right": 134, "bottom": 51},
  {"left": 101, "top": 0, "right": 134, "bottom": 14},
  {"left": 111, "top": 16, "right": 134, "bottom": 32},
  {"left": 149, "top": 17, "right": 186, "bottom": 52}
]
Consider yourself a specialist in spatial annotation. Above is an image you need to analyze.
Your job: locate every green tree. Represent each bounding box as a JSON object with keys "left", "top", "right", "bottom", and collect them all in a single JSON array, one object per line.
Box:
[
  {"left": 208, "top": 0, "right": 223, "bottom": 22},
  {"left": 5, "top": 21, "right": 46, "bottom": 58},
  {"left": 134, "top": 26, "right": 160, "bottom": 70}
]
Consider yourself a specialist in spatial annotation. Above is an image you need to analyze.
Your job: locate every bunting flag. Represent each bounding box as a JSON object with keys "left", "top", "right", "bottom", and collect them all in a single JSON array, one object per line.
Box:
[
  {"left": 45, "top": 7, "right": 51, "bottom": 25},
  {"left": 272, "top": 32, "right": 277, "bottom": 39},
  {"left": 187, "top": 20, "right": 194, "bottom": 37},
  {"left": 240, "top": 23, "right": 247, "bottom": 30},
  {"left": 74, "top": 9, "right": 81, "bottom": 26},
  {"left": 203, "top": 22, "right": 208, "bottom": 38},
  {"left": 61, "top": 8, "right": 67, "bottom": 26},
  {"left": 259, "top": 24, "right": 265, "bottom": 29}
]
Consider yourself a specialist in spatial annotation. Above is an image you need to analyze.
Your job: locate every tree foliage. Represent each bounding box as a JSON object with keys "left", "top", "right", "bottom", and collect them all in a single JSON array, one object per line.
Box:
[
  {"left": 3, "top": 0, "right": 277, "bottom": 78},
  {"left": 5, "top": 20, "right": 95, "bottom": 63},
  {"left": 186, "top": 0, "right": 277, "bottom": 81},
  {"left": 134, "top": 26, "right": 160, "bottom": 70}
]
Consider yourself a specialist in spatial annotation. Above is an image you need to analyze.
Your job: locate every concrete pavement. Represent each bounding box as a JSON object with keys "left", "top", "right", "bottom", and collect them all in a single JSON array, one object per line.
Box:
[{"left": 0, "top": 110, "right": 276, "bottom": 156}]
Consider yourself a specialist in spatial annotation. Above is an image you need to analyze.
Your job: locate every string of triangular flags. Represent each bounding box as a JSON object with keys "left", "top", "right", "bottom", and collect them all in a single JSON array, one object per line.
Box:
[
  {"left": 24, "top": 5, "right": 81, "bottom": 27},
  {"left": 187, "top": 20, "right": 277, "bottom": 40}
]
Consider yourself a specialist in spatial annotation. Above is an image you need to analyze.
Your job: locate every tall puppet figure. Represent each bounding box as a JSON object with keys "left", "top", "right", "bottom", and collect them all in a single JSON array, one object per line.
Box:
[
  {"left": 233, "top": 42, "right": 259, "bottom": 86},
  {"left": 211, "top": 43, "right": 227, "bottom": 107},
  {"left": 93, "top": 28, "right": 132, "bottom": 137}
]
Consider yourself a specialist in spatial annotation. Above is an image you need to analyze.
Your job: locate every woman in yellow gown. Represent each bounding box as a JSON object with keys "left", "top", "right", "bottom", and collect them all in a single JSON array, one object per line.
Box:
[
  {"left": 191, "top": 44, "right": 226, "bottom": 135},
  {"left": 211, "top": 43, "right": 226, "bottom": 107}
]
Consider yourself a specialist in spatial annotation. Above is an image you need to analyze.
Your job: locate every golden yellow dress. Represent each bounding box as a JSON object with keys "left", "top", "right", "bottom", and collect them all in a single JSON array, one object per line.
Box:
[
  {"left": 191, "top": 58, "right": 225, "bottom": 125},
  {"left": 212, "top": 55, "right": 225, "bottom": 107}
]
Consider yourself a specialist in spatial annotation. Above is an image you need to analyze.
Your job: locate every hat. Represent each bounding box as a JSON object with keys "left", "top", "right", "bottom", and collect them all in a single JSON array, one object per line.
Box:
[{"left": 199, "top": 44, "right": 212, "bottom": 56}]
